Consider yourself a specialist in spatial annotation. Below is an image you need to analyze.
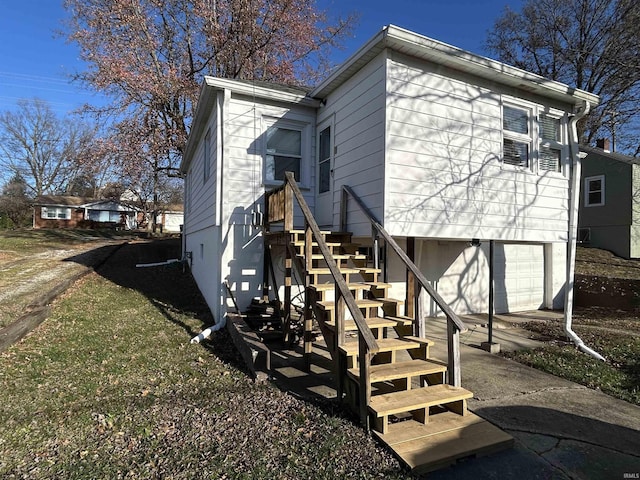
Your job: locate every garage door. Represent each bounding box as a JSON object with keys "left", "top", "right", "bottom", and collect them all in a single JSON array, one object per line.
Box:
[{"left": 493, "top": 244, "right": 544, "bottom": 313}]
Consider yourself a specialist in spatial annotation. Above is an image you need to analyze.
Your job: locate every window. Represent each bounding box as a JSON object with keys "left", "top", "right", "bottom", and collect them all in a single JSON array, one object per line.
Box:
[
  {"left": 539, "top": 114, "right": 563, "bottom": 172},
  {"left": 585, "top": 175, "right": 605, "bottom": 207},
  {"left": 318, "top": 126, "right": 331, "bottom": 194},
  {"left": 502, "top": 100, "right": 567, "bottom": 174},
  {"left": 41, "top": 206, "right": 71, "bottom": 220},
  {"left": 503, "top": 105, "right": 531, "bottom": 168},
  {"left": 265, "top": 125, "right": 302, "bottom": 182},
  {"left": 203, "top": 129, "right": 211, "bottom": 183}
]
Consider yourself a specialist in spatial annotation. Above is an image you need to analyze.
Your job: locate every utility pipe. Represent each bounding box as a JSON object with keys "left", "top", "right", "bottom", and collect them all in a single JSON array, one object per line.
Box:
[
  {"left": 135, "top": 259, "right": 181, "bottom": 268},
  {"left": 565, "top": 101, "right": 606, "bottom": 362}
]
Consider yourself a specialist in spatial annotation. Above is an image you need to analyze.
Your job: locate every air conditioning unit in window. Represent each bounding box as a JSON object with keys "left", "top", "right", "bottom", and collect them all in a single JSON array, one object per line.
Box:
[{"left": 578, "top": 227, "right": 591, "bottom": 244}]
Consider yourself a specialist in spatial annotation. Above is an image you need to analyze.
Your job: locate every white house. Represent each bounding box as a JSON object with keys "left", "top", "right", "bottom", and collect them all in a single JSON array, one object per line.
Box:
[{"left": 179, "top": 25, "right": 599, "bottom": 325}]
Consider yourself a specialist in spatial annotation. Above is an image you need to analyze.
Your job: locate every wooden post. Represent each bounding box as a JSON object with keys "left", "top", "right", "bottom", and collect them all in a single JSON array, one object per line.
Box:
[
  {"left": 416, "top": 287, "right": 426, "bottom": 338},
  {"left": 284, "top": 182, "right": 293, "bottom": 232},
  {"left": 305, "top": 223, "right": 313, "bottom": 272},
  {"left": 304, "top": 286, "right": 314, "bottom": 371},
  {"left": 340, "top": 187, "right": 348, "bottom": 232},
  {"left": 335, "top": 287, "right": 346, "bottom": 347},
  {"left": 406, "top": 237, "right": 416, "bottom": 318},
  {"left": 284, "top": 243, "right": 292, "bottom": 344},
  {"left": 447, "top": 317, "right": 461, "bottom": 387},
  {"left": 358, "top": 330, "right": 372, "bottom": 431}
]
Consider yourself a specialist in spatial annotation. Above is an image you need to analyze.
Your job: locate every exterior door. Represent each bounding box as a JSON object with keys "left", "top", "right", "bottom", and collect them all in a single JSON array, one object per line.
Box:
[{"left": 315, "top": 119, "right": 333, "bottom": 227}]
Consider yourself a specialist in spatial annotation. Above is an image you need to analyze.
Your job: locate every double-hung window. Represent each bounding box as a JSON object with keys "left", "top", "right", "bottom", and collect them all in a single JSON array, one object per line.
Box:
[
  {"left": 584, "top": 175, "right": 605, "bottom": 207},
  {"left": 265, "top": 123, "right": 303, "bottom": 183},
  {"left": 503, "top": 105, "right": 531, "bottom": 168},
  {"left": 539, "top": 114, "right": 564, "bottom": 173},
  {"left": 502, "top": 99, "right": 567, "bottom": 174}
]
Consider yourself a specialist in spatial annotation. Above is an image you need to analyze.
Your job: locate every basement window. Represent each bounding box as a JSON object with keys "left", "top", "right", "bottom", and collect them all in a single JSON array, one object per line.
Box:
[{"left": 585, "top": 175, "right": 605, "bottom": 207}]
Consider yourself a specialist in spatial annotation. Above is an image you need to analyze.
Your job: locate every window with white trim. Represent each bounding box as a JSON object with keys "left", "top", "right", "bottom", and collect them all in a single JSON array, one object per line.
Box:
[
  {"left": 585, "top": 175, "right": 605, "bottom": 207},
  {"left": 503, "top": 104, "right": 531, "bottom": 168},
  {"left": 539, "top": 113, "right": 563, "bottom": 172},
  {"left": 502, "top": 99, "right": 568, "bottom": 174},
  {"left": 265, "top": 122, "right": 304, "bottom": 183},
  {"left": 41, "top": 206, "right": 71, "bottom": 220}
]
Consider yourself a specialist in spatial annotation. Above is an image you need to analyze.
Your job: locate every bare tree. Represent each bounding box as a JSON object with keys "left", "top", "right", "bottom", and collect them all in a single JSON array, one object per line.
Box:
[
  {"left": 486, "top": 0, "right": 640, "bottom": 153},
  {"left": 0, "top": 99, "right": 99, "bottom": 196}
]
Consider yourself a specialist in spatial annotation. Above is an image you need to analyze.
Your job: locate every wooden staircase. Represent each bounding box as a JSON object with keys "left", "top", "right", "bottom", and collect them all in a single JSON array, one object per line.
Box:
[{"left": 263, "top": 174, "right": 513, "bottom": 474}]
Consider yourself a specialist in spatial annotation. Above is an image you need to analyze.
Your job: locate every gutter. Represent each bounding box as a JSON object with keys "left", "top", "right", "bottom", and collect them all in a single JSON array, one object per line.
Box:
[{"left": 565, "top": 100, "right": 606, "bottom": 362}]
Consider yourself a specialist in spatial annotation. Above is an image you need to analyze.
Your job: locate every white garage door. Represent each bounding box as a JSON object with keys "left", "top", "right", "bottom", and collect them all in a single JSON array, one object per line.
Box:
[{"left": 493, "top": 244, "right": 544, "bottom": 313}]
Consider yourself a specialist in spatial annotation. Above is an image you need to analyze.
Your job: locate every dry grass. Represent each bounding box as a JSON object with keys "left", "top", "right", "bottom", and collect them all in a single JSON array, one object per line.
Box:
[{"left": 0, "top": 239, "right": 408, "bottom": 479}]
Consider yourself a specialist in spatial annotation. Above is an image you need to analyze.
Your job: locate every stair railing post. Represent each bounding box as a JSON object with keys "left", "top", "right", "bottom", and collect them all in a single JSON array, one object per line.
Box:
[
  {"left": 416, "top": 286, "right": 426, "bottom": 338},
  {"left": 358, "top": 330, "right": 372, "bottom": 431},
  {"left": 284, "top": 240, "right": 292, "bottom": 344},
  {"left": 447, "top": 317, "right": 461, "bottom": 387},
  {"left": 340, "top": 187, "right": 348, "bottom": 232},
  {"left": 284, "top": 181, "right": 293, "bottom": 232},
  {"left": 335, "top": 287, "right": 346, "bottom": 347}
]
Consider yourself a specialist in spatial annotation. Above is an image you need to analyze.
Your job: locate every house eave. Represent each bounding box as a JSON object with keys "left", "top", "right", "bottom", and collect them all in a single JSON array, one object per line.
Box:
[
  {"left": 581, "top": 145, "right": 640, "bottom": 165},
  {"left": 180, "top": 77, "right": 320, "bottom": 173},
  {"left": 311, "top": 24, "right": 600, "bottom": 107}
]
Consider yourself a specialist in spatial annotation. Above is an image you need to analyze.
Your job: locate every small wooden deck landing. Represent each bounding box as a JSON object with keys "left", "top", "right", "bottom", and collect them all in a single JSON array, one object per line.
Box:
[{"left": 373, "top": 412, "right": 514, "bottom": 474}]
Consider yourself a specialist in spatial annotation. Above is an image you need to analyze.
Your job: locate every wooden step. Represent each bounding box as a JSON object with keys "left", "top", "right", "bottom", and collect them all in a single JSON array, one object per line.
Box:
[
  {"left": 370, "top": 384, "right": 473, "bottom": 434},
  {"left": 293, "top": 241, "right": 342, "bottom": 248},
  {"left": 372, "top": 412, "right": 514, "bottom": 474},
  {"left": 310, "top": 282, "right": 372, "bottom": 292},
  {"left": 317, "top": 298, "right": 384, "bottom": 311},
  {"left": 339, "top": 337, "right": 422, "bottom": 356},
  {"left": 384, "top": 315, "right": 414, "bottom": 327},
  {"left": 347, "top": 359, "right": 446, "bottom": 384},
  {"left": 300, "top": 253, "right": 352, "bottom": 260},
  {"left": 326, "top": 317, "right": 398, "bottom": 331}
]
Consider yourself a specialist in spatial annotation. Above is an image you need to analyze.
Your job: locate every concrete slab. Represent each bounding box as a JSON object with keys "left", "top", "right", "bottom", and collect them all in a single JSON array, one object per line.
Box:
[{"left": 263, "top": 312, "right": 640, "bottom": 479}]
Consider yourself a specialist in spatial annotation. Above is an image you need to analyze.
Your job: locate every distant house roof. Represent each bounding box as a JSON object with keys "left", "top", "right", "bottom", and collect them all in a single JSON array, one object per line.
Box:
[
  {"left": 581, "top": 145, "right": 640, "bottom": 166},
  {"left": 33, "top": 196, "right": 139, "bottom": 211},
  {"left": 33, "top": 195, "right": 94, "bottom": 207}
]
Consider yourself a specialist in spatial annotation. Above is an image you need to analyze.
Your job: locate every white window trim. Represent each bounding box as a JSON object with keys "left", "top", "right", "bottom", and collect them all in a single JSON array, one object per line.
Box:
[
  {"left": 501, "top": 98, "right": 568, "bottom": 176},
  {"left": 41, "top": 206, "right": 71, "bottom": 220},
  {"left": 584, "top": 175, "right": 605, "bottom": 207},
  {"left": 263, "top": 117, "right": 311, "bottom": 188}
]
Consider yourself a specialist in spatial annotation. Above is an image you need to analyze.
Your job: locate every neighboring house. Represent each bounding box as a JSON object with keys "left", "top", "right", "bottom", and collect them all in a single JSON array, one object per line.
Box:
[
  {"left": 180, "top": 25, "right": 599, "bottom": 324},
  {"left": 159, "top": 205, "right": 184, "bottom": 233},
  {"left": 33, "top": 196, "right": 138, "bottom": 230},
  {"left": 578, "top": 140, "right": 640, "bottom": 259}
]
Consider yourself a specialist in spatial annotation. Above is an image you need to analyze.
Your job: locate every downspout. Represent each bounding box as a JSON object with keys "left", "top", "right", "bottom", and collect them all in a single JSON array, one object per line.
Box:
[{"left": 565, "top": 100, "right": 606, "bottom": 361}]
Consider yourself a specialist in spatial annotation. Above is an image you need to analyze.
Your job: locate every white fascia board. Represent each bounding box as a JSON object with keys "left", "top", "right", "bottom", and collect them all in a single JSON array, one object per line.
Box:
[{"left": 312, "top": 24, "right": 600, "bottom": 107}]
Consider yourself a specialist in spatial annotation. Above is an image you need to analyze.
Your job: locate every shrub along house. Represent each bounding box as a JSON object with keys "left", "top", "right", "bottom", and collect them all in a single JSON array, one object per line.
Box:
[
  {"left": 180, "top": 25, "right": 599, "bottom": 472},
  {"left": 578, "top": 140, "right": 640, "bottom": 259}
]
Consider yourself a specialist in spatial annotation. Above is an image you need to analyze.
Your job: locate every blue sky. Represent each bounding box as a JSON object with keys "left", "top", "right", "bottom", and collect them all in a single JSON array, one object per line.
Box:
[{"left": 0, "top": 0, "right": 521, "bottom": 116}]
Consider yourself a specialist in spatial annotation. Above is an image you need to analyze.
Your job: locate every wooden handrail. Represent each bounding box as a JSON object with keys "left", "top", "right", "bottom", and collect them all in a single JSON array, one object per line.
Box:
[
  {"left": 341, "top": 185, "right": 467, "bottom": 334},
  {"left": 282, "top": 173, "right": 379, "bottom": 354}
]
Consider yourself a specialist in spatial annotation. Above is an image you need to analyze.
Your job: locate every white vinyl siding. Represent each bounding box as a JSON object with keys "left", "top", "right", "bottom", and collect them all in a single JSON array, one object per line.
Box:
[
  {"left": 317, "top": 52, "right": 387, "bottom": 234},
  {"left": 185, "top": 99, "right": 218, "bottom": 234},
  {"left": 384, "top": 54, "right": 571, "bottom": 243}
]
